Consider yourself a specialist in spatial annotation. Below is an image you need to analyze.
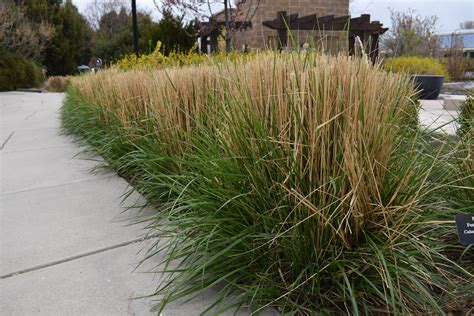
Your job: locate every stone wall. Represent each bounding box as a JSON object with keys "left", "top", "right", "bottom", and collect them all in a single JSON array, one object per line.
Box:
[{"left": 232, "top": 0, "right": 350, "bottom": 51}]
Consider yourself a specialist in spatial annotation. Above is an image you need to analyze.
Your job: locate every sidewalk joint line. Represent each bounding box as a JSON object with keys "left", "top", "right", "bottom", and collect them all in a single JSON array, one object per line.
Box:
[
  {"left": 0, "top": 144, "right": 80, "bottom": 154},
  {"left": 0, "top": 175, "right": 116, "bottom": 196},
  {"left": 24, "top": 110, "right": 38, "bottom": 120},
  {"left": 0, "top": 234, "right": 159, "bottom": 280},
  {"left": 0, "top": 131, "right": 14, "bottom": 150}
]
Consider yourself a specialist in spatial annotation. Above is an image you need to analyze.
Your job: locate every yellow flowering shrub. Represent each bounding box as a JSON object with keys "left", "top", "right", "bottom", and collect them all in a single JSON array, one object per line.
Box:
[
  {"left": 383, "top": 56, "right": 450, "bottom": 81},
  {"left": 114, "top": 42, "right": 167, "bottom": 70},
  {"left": 114, "top": 41, "right": 258, "bottom": 71}
]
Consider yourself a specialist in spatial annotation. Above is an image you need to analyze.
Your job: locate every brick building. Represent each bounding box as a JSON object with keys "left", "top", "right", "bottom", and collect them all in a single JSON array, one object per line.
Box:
[
  {"left": 199, "top": 0, "right": 386, "bottom": 59},
  {"left": 231, "top": 0, "right": 350, "bottom": 50}
]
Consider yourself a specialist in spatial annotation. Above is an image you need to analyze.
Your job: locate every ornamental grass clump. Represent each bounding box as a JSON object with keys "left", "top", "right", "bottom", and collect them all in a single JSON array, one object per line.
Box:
[
  {"left": 62, "top": 52, "right": 473, "bottom": 314},
  {"left": 46, "top": 75, "right": 71, "bottom": 92}
]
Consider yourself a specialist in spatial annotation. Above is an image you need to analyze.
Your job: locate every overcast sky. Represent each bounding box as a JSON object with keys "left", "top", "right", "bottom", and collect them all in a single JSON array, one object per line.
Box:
[
  {"left": 72, "top": 0, "right": 474, "bottom": 33},
  {"left": 350, "top": 0, "right": 473, "bottom": 32}
]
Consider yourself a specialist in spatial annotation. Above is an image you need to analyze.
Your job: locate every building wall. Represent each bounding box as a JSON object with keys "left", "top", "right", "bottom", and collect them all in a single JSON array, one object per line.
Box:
[{"left": 232, "top": 0, "right": 350, "bottom": 51}]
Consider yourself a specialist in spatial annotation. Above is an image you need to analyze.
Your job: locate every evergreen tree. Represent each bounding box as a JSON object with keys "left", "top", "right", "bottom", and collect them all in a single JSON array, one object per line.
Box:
[
  {"left": 91, "top": 8, "right": 196, "bottom": 63},
  {"left": 152, "top": 10, "right": 195, "bottom": 55},
  {"left": 44, "top": 0, "right": 91, "bottom": 75},
  {"left": 92, "top": 9, "right": 160, "bottom": 62},
  {"left": 92, "top": 7, "right": 132, "bottom": 62},
  {"left": 21, "top": 0, "right": 91, "bottom": 75},
  {"left": 22, "top": 0, "right": 61, "bottom": 23}
]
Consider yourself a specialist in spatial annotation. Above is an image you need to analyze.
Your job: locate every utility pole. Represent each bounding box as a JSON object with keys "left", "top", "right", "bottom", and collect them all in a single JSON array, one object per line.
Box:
[
  {"left": 224, "top": 0, "right": 231, "bottom": 54},
  {"left": 131, "top": 0, "right": 139, "bottom": 57}
]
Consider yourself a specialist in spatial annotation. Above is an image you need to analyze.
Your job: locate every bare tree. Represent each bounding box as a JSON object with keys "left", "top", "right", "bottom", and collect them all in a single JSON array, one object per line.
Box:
[
  {"left": 0, "top": 1, "right": 53, "bottom": 61},
  {"left": 155, "top": 0, "right": 259, "bottom": 24},
  {"left": 153, "top": 0, "right": 229, "bottom": 21},
  {"left": 154, "top": 0, "right": 260, "bottom": 52},
  {"left": 444, "top": 33, "right": 469, "bottom": 81},
  {"left": 85, "top": 0, "right": 129, "bottom": 30},
  {"left": 381, "top": 8, "right": 440, "bottom": 57}
]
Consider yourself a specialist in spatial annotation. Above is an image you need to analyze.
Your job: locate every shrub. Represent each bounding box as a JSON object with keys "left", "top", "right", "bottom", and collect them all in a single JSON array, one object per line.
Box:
[
  {"left": 467, "top": 59, "right": 474, "bottom": 72},
  {"left": 114, "top": 41, "right": 256, "bottom": 71},
  {"left": 442, "top": 56, "right": 469, "bottom": 81},
  {"left": 62, "top": 53, "right": 472, "bottom": 314},
  {"left": 440, "top": 33, "right": 470, "bottom": 81},
  {"left": 114, "top": 42, "right": 167, "bottom": 70},
  {"left": 0, "top": 49, "right": 44, "bottom": 91},
  {"left": 457, "top": 92, "right": 473, "bottom": 174},
  {"left": 46, "top": 76, "right": 72, "bottom": 92},
  {"left": 381, "top": 9, "right": 440, "bottom": 57},
  {"left": 458, "top": 91, "right": 473, "bottom": 139},
  {"left": 383, "top": 56, "right": 450, "bottom": 79}
]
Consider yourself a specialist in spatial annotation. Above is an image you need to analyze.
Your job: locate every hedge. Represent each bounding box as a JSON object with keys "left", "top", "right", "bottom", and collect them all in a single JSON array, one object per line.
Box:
[{"left": 0, "top": 50, "right": 44, "bottom": 91}]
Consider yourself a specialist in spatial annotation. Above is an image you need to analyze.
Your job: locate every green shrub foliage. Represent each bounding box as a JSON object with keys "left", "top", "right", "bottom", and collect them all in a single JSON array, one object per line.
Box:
[
  {"left": 92, "top": 8, "right": 195, "bottom": 64},
  {"left": 151, "top": 9, "right": 195, "bottom": 56},
  {"left": 0, "top": 50, "right": 44, "bottom": 91},
  {"left": 44, "top": 0, "right": 92, "bottom": 76}
]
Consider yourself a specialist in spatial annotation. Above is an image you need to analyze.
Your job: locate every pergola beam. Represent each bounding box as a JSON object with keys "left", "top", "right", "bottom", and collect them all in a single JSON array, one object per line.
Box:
[
  {"left": 262, "top": 12, "right": 387, "bottom": 33},
  {"left": 262, "top": 11, "right": 388, "bottom": 63},
  {"left": 195, "top": 10, "right": 388, "bottom": 58}
]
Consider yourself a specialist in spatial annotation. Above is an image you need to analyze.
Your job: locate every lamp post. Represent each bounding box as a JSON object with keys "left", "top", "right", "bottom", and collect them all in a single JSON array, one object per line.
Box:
[
  {"left": 224, "top": 0, "right": 231, "bottom": 54},
  {"left": 131, "top": 0, "right": 139, "bottom": 57}
]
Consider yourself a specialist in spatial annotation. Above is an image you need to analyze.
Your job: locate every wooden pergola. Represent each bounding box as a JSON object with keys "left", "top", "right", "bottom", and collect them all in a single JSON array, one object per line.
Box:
[
  {"left": 263, "top": 12, "right": 388, "bottom": 63},
  {"left": 196, "top": 21, "right": 251, "bottom": 54}
]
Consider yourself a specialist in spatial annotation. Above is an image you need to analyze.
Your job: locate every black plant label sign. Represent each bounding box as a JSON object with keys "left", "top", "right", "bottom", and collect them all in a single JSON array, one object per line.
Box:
[{"left": 455, "top": 214, "right": 474, "bottom": 246}]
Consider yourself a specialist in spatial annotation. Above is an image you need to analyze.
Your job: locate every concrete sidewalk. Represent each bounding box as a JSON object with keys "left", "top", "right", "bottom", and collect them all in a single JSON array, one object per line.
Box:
[
  {"left": 0, "top": 92, "right": 275, "bottom": 315},
  {"left": 0, "top": 92, "right": 159, "bottom": 314},
  {"left": 419, "top": 98, "right": 460, "bottom": 135}
]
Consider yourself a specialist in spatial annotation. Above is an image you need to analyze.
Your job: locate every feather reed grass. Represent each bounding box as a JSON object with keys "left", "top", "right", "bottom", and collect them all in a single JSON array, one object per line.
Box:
[{"left": 62, "top": 52, "right": 473, "bottom": 314}]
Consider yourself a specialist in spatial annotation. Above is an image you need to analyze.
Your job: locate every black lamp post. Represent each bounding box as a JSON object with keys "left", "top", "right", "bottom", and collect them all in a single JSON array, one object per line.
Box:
[
  {"left": 224, "top": 0, "right": 231, "bottom": 54},
  {"left": 131, "top": 0, "right": 139, "bottom": 57}
]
